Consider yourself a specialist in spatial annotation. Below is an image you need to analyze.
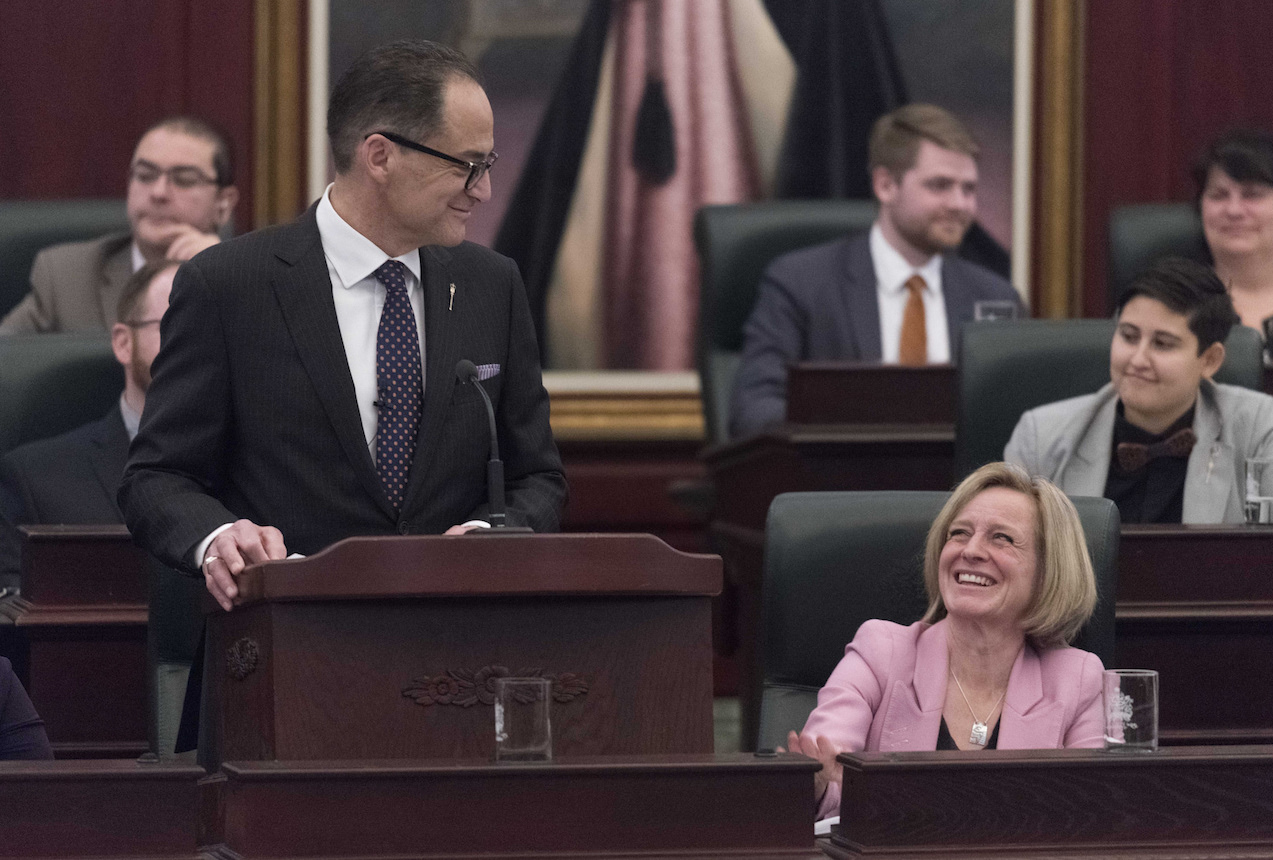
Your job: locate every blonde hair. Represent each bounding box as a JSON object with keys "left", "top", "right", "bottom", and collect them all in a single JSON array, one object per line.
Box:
[
  {"left": 868, "top": 103, "right": 979, "bottom": 178},
  {"left": 920, "top": 462, "right": 1097, "bottom": 649}
]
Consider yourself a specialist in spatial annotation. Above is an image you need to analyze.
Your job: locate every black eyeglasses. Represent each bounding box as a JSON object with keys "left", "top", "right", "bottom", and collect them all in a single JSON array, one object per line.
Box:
[
  {"left": 129, "top": 160, "right": 220, "bottom": 189},
  {"left": 367, "top": 130, "right": 498, "bottom": 190},
  {"left": 124, "top": 318, "right": 163, "bottom": 329}
]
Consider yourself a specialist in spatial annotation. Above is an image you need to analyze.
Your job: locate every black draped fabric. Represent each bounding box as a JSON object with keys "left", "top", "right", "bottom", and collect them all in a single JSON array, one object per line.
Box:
[
  {"left": 492, "top": 0, "right": 612, "bottom": 359},
  {"left": 764, "top": 0, "right": 907, "bottom": 200},
  {"left": 763, "top": 0, "right": 1010, "bottom": 280}
]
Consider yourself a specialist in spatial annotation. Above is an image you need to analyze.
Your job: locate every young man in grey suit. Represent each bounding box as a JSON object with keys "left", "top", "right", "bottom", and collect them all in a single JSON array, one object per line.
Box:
[
  {"left": 0, "top": 117, "right": 239, "bottom": 334},
  {"left": 730, "top": 104, "right": 1022, "bottom": 438},
  {"left": 119, "top": 40, "right": 567, "bottom": 614},
  {"left": 1007, "top": 258, "right": 1273, "bottom": 524}
]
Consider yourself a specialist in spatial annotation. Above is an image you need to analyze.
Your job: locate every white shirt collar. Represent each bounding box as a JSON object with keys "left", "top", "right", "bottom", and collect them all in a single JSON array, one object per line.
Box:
[
  {"left": 119, "top": 393, "right": 142, "bottom": 441},
  {"left": 315, "top": 183, "right": 421, "bottom": 288},
  {"left": 869, "top": 223, "right": 943, "bottom": 296},
  {"left": 130, "top": 242, "right": 146, "bottom": 273}
]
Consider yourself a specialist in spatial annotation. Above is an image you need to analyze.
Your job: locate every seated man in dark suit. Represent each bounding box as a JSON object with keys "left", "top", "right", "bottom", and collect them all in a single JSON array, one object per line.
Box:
[
  {"left": 0, "top": 116, "right": 239, "bottom": 334},
  {"left": 0, "top": 262, "right": 202, "bottom": 756},
  {"left": 730, "top": 104, "right": 1023, "bottom": 438}
]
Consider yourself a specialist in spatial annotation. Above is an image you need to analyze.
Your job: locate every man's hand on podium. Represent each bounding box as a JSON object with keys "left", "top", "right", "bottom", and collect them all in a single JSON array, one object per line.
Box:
[{"left": 202, "top": 519, "right": 288, "bottom": 610}]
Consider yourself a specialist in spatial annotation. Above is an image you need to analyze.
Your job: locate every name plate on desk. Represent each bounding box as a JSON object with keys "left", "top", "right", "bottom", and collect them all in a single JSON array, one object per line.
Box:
[
  {"left": 786, "top": 363, "right": 955, "bottom": 425},
  {"left": 828, "top": 746, "right": 1273, "bottom": 858}
]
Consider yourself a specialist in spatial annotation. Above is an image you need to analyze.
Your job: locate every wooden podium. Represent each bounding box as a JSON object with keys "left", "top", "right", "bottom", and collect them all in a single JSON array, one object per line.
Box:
[
  {"left": 0, "top": 525, "right": 149, "bottom": 758},
  {"left": 203, "top": 533, "right": 722, "bottom": 768}
]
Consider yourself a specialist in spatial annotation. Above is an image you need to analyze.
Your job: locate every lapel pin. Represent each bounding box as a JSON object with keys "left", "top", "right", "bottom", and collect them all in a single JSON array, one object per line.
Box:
[{"left": 449, "top": 283, "right": 456, "bottom": 311}]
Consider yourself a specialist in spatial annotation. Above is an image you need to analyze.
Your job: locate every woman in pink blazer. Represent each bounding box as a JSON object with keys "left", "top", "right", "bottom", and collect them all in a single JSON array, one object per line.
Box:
[{"left": 786, "top": 462, "right": 1105, "bottom": 820}]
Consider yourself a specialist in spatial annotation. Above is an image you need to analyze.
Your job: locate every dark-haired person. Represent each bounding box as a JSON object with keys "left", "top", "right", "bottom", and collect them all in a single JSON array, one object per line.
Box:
[
  {"left": 0, "top": 656, "right": 52, "bottom": 760},
  {"left": 1, "top": 116, "right": 239, "bottom": 333},
  {"left": 1006, "top": 258, "right": 1273, "bottom": 524},
  {"left": 730, "top": 103, "right": 1022, "bottom": 438},
  {"left": 120, "top": 39, "right": 565, "bottom": 616},
  {"left": 1195, "top": 129, "right": 1273, "bottom": 338}
]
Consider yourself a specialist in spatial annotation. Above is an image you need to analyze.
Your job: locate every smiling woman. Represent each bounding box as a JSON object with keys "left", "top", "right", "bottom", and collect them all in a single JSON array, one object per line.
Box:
[{"left": 785, "top": 462, "right": 1104, "bottom": 820}]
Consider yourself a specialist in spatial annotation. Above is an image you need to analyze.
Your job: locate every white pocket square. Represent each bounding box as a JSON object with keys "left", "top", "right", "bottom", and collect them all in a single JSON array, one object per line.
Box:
[{"left": 475, "top": 363, "right": 500, "bottom": 381}]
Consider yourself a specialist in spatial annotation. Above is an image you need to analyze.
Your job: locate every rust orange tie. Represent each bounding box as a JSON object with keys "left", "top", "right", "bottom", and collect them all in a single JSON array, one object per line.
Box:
[{"left": 899, "top": 274, "right": 927, "bottom": 366}]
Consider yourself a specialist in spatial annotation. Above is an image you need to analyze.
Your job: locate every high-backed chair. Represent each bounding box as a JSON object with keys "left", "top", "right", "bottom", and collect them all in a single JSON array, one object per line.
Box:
[
  {"left": 955, "top": 319, "right": 1265, "bottom": 478},
  {"left": 0, "top": 199, "right": 130, "bottom": 320},
  {"left": 1107, "top": 203, "right": 1208, "bottom": 312},
  {"left": 0, "top": 334, "right": 122, "bottom": 454},
  {"left": 693, "top": 200, "right": 878, "bottom": 446},
  {"left": 755, "top": 490, "right": 1120, "bottom": 752}
]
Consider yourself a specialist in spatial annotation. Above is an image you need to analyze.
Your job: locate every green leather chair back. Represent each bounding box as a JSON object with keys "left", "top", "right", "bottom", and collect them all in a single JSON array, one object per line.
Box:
[
  {"left": 0, "top": 334, "right": 122, "bottom": 454},
  {"left": 955, "top": 319, "right": 1264, "bottom": 478},
  {"left": 1107, "top": 203, "right": 1209, "bottom": 313},
  {"left": 755, "top": 490, "right": 1120, "bottom": 752},
  {"left": 694, "top": 200, "right": 878, "bottom": 445},
  {"left": 0, "top": 199, "right": 129, "bottom": 319}
]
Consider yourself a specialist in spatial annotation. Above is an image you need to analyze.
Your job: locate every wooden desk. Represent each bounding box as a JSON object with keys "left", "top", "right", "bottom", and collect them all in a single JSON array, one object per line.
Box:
[
  {"left": 826, "top": 746, "right": 1273, "bottom": 858},
  {"left": 705, "top": 365, "right": 958, "bottom": 746},
  {"left": 213, "top": 754, "right": 821, "bottom": 859},
  {"left": 0, "top": 759, "right": 203, "bottom": 859},
  {"left": 1116, "top": 525, "right": 1273, "bottom": 745},
  {"left": 0, "top": 525, "right": 148, "bottom": 758}
]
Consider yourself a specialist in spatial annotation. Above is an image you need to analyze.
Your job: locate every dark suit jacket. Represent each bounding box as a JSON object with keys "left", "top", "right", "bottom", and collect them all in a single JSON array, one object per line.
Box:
[
  {"left": 729, "top": 231, "right": 1022, "bottom": 438},
  {"left": 0, "top": 232, "right": 133, "bottom": 333},
  {"left": 0, "top": 656, "right": 52, "bottom": 760},
  {"left": 0, "top": 406, "right": 128, "bottom": 590},
  {"left": 0, "top": 405, "right": 203, "bottom": 661},
  {"left": 119, "top": 205, "right": 566, "bottom": 575}
]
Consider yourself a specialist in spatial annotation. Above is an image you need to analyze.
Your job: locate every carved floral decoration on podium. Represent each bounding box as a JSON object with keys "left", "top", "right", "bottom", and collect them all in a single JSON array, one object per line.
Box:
[{"left": 403, "top": 665, "right": 588, "bottom": 707}]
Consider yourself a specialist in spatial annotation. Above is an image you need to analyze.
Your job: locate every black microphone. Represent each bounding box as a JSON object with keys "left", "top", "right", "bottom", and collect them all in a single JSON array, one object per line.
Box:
[{"left": 455, "top": 359, "right": 508, "bottom": 528}]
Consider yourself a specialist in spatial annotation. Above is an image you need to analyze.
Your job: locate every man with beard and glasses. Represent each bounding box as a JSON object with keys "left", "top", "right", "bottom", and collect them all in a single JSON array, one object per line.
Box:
[
  {"left": 730, "top": 104, "right": 1022, "bottom": 438},
  {"left": 1, "top": 117, "right": 238, "bottom": 334},
  {"left": 0, "top": 262, "right": 202, "bottom": 757}
]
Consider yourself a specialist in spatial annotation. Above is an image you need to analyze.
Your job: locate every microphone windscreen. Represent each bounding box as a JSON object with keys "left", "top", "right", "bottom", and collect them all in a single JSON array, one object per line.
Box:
[{"left": 455, "top": 359, "right": 478, "bottom": 383}]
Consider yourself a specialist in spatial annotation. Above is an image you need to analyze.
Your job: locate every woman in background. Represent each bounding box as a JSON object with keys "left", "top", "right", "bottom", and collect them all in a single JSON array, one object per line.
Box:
[{"left": 1196, "top": 129, "right": 1273, "bottom": 339}]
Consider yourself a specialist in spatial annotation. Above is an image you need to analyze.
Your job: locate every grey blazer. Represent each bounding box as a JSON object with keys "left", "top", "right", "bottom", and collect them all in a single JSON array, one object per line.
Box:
[
  {"left": 1004, "top": 380, "right": 1273, "bottom": 524},
  {"left": 0, "top": 232, "right": 133, "bottom": 333},
  {"left": 729, "top": 231, "right": 1021, "bottom": 438}
]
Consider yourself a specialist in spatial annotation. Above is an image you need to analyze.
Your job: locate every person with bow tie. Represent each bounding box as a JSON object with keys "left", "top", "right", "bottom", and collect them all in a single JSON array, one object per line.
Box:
[{"left": 1006, "top": 257, "right": 1273, "bottom": 524}]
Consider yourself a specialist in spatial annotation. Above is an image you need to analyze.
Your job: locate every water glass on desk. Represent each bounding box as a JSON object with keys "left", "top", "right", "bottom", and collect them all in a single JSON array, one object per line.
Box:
[
  {"left": 1246, "top": 458, "right": 1273, "bottom": 524},
  {"left": 1103, "top": 669, "right": 1158, "bottom": 752},
  {"left": 973, "top": 300, "right": 1020, "bottom": 321},
  {"left": 494, "top": 677, "right": 553, "bottom": 762}
]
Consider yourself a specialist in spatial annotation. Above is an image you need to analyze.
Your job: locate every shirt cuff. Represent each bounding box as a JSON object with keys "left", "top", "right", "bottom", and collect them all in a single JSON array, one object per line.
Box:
[
  {"left": 193, "top": 523, "right": 235, "bottom": 568},
  {"left": 460, "top": 520, "right": 490, "bottom": 530}
]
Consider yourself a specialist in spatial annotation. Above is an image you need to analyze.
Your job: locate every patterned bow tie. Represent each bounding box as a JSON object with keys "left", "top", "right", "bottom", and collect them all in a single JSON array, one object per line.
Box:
[{"left": 1116, "top": 427, "right": 1197, "bottom": 473}]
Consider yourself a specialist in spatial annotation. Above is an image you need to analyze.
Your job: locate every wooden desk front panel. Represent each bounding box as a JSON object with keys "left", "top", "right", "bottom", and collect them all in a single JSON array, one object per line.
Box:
[
  {"left": 1117, "top": 526, "right": 1273, "bottom": 745},
  {"left": 214, "top": 596, "right": 715, "bottom": 763},
  {"left": 0, "top": 760, "right": 202, "bottom": 859},
  {"left": 216, "top": 755, "right": 821, "bottom": 860},
  {"left": 828, "top": 746, "right": 1273, "bottom": 859}
]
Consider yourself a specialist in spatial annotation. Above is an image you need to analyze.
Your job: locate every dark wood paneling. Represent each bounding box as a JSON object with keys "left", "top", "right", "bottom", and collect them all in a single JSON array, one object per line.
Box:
[
  {"left": 0, "top": 760, "right": 203, "bottom": 858},
  {"left": 217, "top": 755, "right": 821, "bottom": 859},
  {"left": 1083, "top": 0, "right": 1273, "bottom": 315},
  {"left": 829, "top": 746, "right": 1273, "bottom": 858},
  {"left": 0, "top": 0, "right": 255, "bottom": 230}
]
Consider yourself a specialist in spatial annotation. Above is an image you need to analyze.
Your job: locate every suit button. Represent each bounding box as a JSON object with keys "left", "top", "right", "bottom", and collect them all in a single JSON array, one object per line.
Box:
[{"left": 398, "top": 522, "right": 409, "bottom": 535}]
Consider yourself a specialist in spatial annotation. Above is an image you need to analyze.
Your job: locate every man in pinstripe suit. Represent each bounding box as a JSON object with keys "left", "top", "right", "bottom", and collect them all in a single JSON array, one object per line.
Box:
[{"left": 120, "top": 40, "right": 566, "bottom": 613}]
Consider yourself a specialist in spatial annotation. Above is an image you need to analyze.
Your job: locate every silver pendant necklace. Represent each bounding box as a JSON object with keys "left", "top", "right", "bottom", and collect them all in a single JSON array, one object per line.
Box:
[{"left": 950, "top": 667, "right": 1006, "bottom": 747}]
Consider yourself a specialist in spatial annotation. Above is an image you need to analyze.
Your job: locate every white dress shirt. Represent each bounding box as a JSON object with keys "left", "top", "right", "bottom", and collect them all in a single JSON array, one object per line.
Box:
[
  {"left": 194, "top": 185, "right": 446, "bottom": 566},
  {"left": 314, "top": 183, "right": 424, "bottom": 457},
  {"left": 870, "top": 224, "right": 949, "bottom": 364}
]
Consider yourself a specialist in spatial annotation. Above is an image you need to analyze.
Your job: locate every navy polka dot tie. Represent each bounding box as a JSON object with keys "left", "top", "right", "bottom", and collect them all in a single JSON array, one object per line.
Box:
[{"left": 373, "top": 260, "right": 422, "bottom": 508}]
